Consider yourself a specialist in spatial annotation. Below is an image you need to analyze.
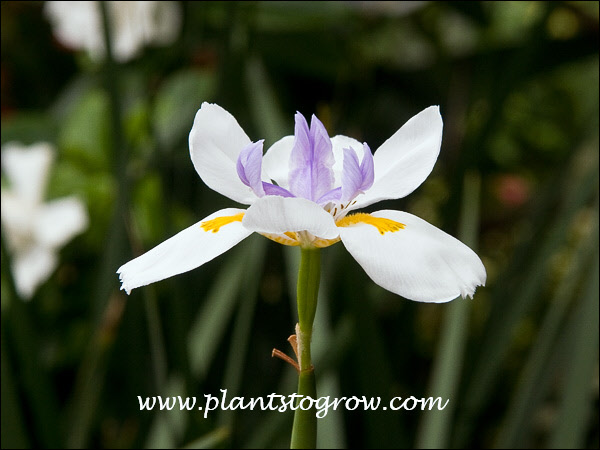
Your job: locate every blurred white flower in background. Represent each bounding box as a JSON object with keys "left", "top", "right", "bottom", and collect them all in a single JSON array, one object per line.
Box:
[
  {"left": 1, "top": 142, "right": 88, "bottom": 300},
  {"left": 44, "top": 1, "right": 181, "bottom": 63}
]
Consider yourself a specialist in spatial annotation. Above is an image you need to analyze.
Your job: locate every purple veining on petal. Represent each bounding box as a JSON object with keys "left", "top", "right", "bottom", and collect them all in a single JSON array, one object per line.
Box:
[
  {"left": 359, "top": 143, "right": 374, "bottom": 192},
  {"left": 262, "top": 182, "right": 295, "bottom": 198},
  {"left": 341, "top": 148, "right": 361, "bottom": 203},
  {"left": 288, "top": 112, "right": 335, "bottom": 202},
  {"left": 237, "top": 140, "right": 266, "bottom": 196},
  {"left": 316, "top": 186, "right": 342, "bottom": 204},
  {"left": 340, "top": 143, "right": 375, "bottom": 203},
  {"left": 237, "top": 140, "right": 297, "bottom": 199}
]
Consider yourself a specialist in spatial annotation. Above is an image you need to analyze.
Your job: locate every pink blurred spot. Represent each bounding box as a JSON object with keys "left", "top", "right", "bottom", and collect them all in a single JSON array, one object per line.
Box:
[{"left": 494, "top": 174, "right": 531, "bottom": 208}]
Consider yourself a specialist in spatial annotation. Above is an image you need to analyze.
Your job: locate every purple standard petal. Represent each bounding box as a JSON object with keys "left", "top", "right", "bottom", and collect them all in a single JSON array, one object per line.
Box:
[
  {"left": 236, "top": 140, "right": 265, "bottom": 197},
  {"left": 340, "top": 143, "right": 374, "bottom": 203},
  {"left": 340, "top": 147, "right": 362, "bottom": 203},
  {"left": 359, "top": 143, "right": 374, "bottom": 192},
  {"left": 262, "top": 182, "right": 295, "bottom": 198},
  {"left": 316, "top": 186, "right": 342, "bottom": 204},
  {"left": 288, "top": 113, "right": 335, "bottom": 202}
]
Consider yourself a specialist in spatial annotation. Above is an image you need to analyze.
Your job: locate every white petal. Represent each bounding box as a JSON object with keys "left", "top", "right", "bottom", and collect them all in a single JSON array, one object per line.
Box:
[
  {"left": 12, "top": 246, "right": 57, "bottom": 300},
  {"left": 189, "top": 103, "right": 257, "bottom": 204},
  {"left": 44, "top": 1, "right": 105, "bottom": 60},
  {"left": 33, "top": 197, "right": 88, "bottom": 248},
  {"left": 338, "top": 210, "right": 486, "bottom": 302},
  {"left": 151, "top": 1, "right": 182, "bottom": 45},
  {"left": 1, "top": 190, "right": 35, "bottom": 249},
  {"left": 1, "top": 142, "right": 54, "bottom": 205},
  {"left": 262, "top": 135, "right": 294, "bottom": 188},
  {"left": 351, "top": 106, "right": 443, "bottom": 210},
  {"left": 242, "top": 196, "right": 338, "bottom": 240},
  {"left": 117, "top": 208, "right": 251, "bottom": 294},
  {"left": 331, "top": 135, "right": 364, "bottom": 187}
]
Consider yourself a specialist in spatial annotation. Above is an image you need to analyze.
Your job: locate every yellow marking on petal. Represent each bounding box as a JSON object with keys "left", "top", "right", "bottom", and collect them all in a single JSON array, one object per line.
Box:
[
  {"left": 261, "top": 232, "right": 301, "bottom": 246},
  {"left": 200, "top": 213, "right": 244, "bottom": 233},
  {"left": 336, "top": 213, "right": 405, "bottom": 235},
  {"left": 312, "top": 237, "right": 341, "bottom": 248}
]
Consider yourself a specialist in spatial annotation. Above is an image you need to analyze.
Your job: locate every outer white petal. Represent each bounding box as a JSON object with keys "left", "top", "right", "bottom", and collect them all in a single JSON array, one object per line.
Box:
[
  {"left": 33, "top": 197, "right": 88, "bottom": 248},
  {"left": 351, "top": 106, "right": 443, "bottom": 210},
  {"left": 262, "top": 135, "right": 294, "bottom": 188},
  {"left": 189, "top": 103, "right": 256, "bottom": 205},
  {"left": 242, "top": 196, "right": 338, "bottom": 239},
  {"left": 117, "top": 208, "right": 251, "bottom": 294},
  {"left": 1, "top": 142, "right": 54, "bottom": 205},
  {"left": 338, "top": 210, "right": 486, "bottom": 303},
  {"left": 12, "top": 246, "right": 57, "bottom": 300}
]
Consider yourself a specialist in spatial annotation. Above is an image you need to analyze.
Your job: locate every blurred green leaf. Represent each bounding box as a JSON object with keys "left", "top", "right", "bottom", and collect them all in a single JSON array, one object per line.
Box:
[
  {"left": 245, "top": 56, "right": 290, "bottom": 145},
  {"left": 0, "top": 112, "right": 57, "bottom": 145},
  {"left": 1, "top": 326, "right": 30, "bottom": 449},
  {"left": 182, "top": 427, "right": 230, "bottom": 449},
  {"left": 218, "top": 236, "right": 267, "bottom": 431},
  {"left": 455, "top": 146, "right": 599, "bottom": 446},
  {"left": 58, "top": 89, "right": 111, "bottom": 171},
  {"left": 132, "top": 173, "right": 166, "bottom": 244},
  {"left": 497, "top": 207, "right": 599, "bottom": 448},
  {"left": 416, "top": 172, "right": 481, "bottom": 449},
  {"left": 548, "top": 243, "right": 599, "bottom": 448},
  {"left": 188, "top": 240, "right": 254, "bottom": 380},
  {"left": 152, "top": 69, "right": 216, "bottom": 149},
  {"left": 144, "top": 375, "right": 188, "bottom": 449}
]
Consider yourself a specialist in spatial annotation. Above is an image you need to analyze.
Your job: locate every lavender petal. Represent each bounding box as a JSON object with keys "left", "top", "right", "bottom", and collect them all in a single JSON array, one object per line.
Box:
[
  {"left": 262, "top": 182, "right": 295, "bottom": 198},
  {"left": 288, "top": 112, "right": 335, "bottom": 202},
  {"left": 316, "top": 186, "right": 342, "bottom": 204},
  {"left": 340, "top": 143, "right": 375, "bottom": 203},
  {"left": 359, "top": 143, "right": 374, "bottom": 192},
  {"left": 236, "top": 140, "right": 265, "bottom": 197},
  {"left": 341, "top": 147, "right": 362, "bottom": 203}
]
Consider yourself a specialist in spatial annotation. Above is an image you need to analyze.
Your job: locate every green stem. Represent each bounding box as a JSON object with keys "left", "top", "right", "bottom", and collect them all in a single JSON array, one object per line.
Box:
[{"left": 291, "top": 247, "right": 321, "bottom": 449}]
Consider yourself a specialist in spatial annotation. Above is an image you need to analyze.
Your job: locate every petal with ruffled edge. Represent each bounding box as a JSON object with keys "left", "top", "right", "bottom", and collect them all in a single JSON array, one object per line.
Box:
[
  {"left": 33, "top": 197, "right": 88, "bottom": 248},
  {"left": 338, "top": 210, "right": 486, "bottom": 302},
  {"left": 350, "top": 106, "right": 443, "bottom": 211},
  {"left": 117, "top": 208, "right": 251, "bottom": 294},
  {"left": 242, "top": 196, "right": 339, "bottom": 240},
  {"left": 189, "top": 103, "right": 256, "bottom": 205}
]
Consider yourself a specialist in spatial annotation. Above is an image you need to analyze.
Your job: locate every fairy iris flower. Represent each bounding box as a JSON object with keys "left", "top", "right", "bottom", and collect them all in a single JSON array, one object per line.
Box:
[
  {"left": 1, "top": 142, "right": 88, "bottom": 299},
  {"left": 118, "top": 103, "right": 486, "bottom": 302}
]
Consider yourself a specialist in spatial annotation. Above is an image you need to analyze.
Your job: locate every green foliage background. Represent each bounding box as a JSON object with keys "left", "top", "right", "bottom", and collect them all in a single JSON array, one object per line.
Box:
[{"left": 1, "top": 1, "right": 598, "bottom": 448}]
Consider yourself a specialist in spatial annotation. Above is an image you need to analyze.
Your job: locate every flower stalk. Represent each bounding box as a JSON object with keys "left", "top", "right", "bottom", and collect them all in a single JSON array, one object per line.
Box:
[{"left": 290, "top": 247, "right": 321, "bottom": 449}]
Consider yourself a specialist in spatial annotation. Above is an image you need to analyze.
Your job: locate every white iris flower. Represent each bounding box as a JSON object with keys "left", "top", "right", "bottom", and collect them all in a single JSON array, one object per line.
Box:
[
  {"left": 44, "top": 1, "right": 181, "bottom": 63},
  {"left": 1, "top": 142, "right": 88, "bottom": 300},
  {"left": 118, "top": 103, "right": 486, "bottom": 302}
]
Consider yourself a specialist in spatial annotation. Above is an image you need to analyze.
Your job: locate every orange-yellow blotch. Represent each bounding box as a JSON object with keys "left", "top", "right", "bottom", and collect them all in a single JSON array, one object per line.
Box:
[
  {"left": 200, "top": 213, "right": 244, "bottom": 233},
  {"left": 336, "top": 213, "right": 405, "bottom": 235},
  {"left": 261, "top": 232, "right": 301, "bottom": 246},
  {"left": 312, "top": 237, "right": 341, "bottom": 248}
]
